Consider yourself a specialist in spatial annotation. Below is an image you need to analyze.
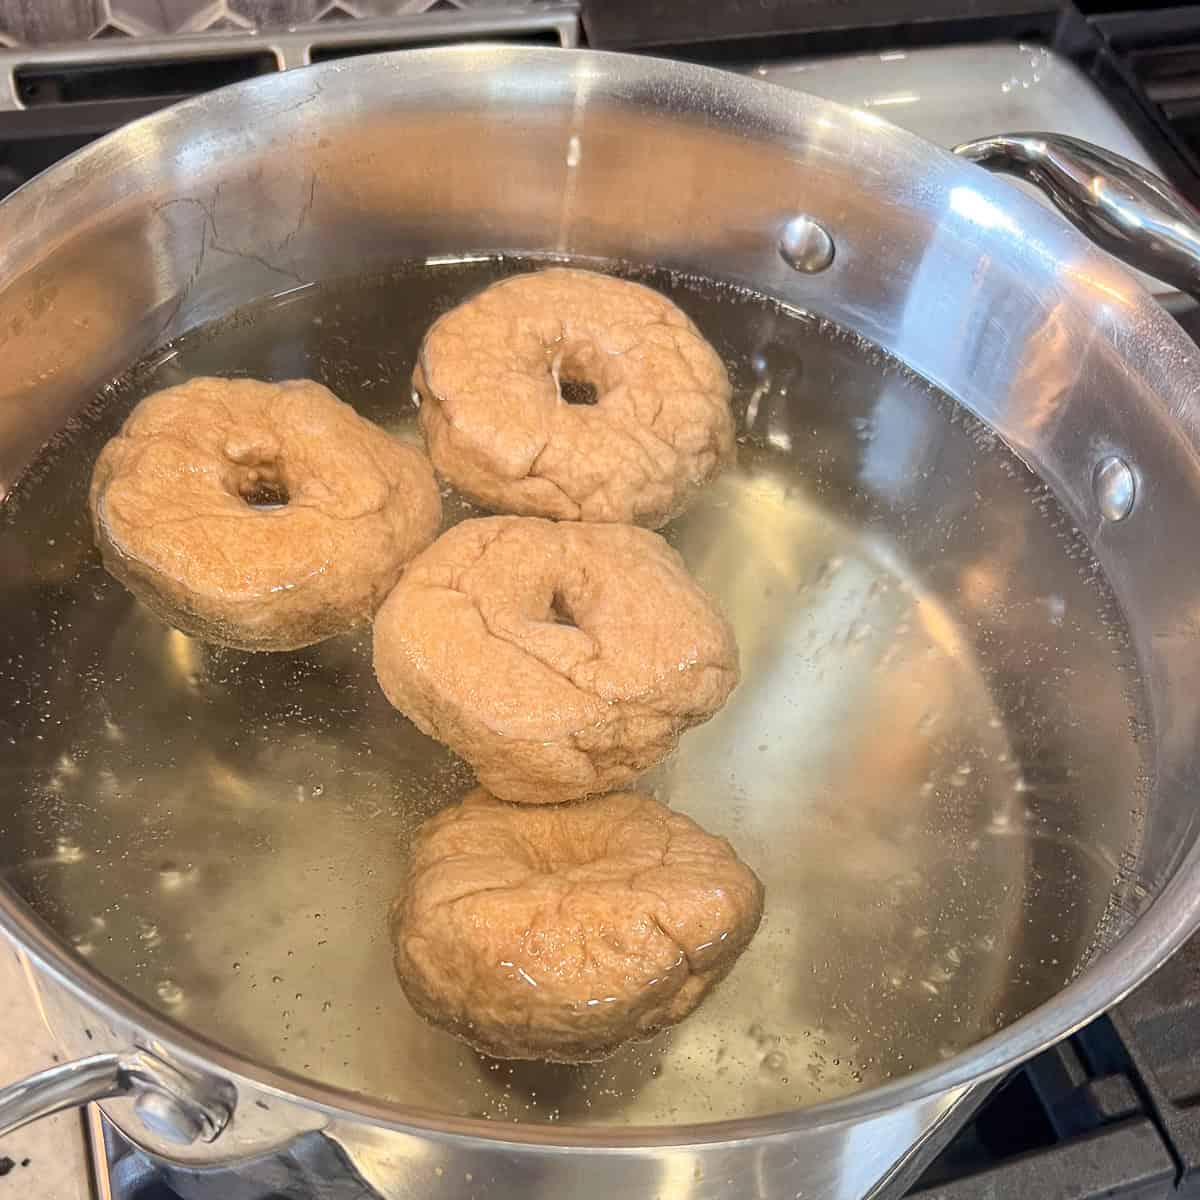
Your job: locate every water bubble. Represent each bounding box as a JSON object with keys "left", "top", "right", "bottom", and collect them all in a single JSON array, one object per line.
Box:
[
  {"left": 54, "top": 752, "right": 80, "bottom": 778},
  {"left": 54, "top": 838, "right": 84, "bottom": 864},
  {"left": 987, "top": 811, "right": 1012, "bottom": 834},
  {"left": 761, "top": 1050, "right": 788, "bottom": 1074},
  {"left": 156, "top": 978, "right": 184, "bottom": 1006},
  {"left": 158, "top": 861, "right": 197, "bottom": 890}
]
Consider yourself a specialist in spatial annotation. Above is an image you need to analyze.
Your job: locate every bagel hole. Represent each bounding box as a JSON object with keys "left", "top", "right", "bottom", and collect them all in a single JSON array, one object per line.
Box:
[
  {"left": 550, "top": 593, "right": 577, "bottom": 627},
  {"left": 240, "top": 479, "right": 290, "bottom": 509},
  {"left": 559, "top": 376, "right": 598, "bottom": 406}
]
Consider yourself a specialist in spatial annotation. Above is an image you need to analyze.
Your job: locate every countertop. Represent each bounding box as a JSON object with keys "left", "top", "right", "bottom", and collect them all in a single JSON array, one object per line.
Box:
[{"left": 0, "top": 943, "right": 91, "bottom": 1200}]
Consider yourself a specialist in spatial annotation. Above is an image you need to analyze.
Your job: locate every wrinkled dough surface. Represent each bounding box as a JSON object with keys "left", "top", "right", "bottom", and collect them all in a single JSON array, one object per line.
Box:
[
  {"left": 416, "top": 268, "right": 735, "bottom": 528},
  {"left": 90, "top": 376, "right": 442, "bottom": 651},
  {"left": 393, "top": 789, "right": 764, "bottom": 1062},
  {"left": 372, "top": 516, "right": 739, "bottom": 803}
]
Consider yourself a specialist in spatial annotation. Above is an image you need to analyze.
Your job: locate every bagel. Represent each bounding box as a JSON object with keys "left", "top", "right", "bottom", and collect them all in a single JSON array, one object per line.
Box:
[
  {"left": 392, "top": 788, "right": 764, "bottom": 1062},
  {"left": 415, "top": 267, "right": 735, "bottom": 527},
  {"left": 89, "top": 376, "right": 441, "bottom": 651},
  {"left": 371, "top": 516, "right": 739, "bottom": 803}
]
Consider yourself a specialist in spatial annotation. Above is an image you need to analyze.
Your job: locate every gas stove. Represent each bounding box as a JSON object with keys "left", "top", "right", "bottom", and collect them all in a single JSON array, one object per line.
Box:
[{"left": 5, "top": 3, "right": 1200, "bottom": 1199}]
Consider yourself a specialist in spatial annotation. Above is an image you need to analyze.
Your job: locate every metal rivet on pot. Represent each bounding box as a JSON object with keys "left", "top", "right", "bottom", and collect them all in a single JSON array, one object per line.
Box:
[
  {"left": 778, "top": 216, "right": 835, "bottom": 273},
  {"left": 1094, "top": 455, "right": 1136, "bottom": 522},
  {"left": 134, "top": 1089, "right": 206, "bottom": 1146}
]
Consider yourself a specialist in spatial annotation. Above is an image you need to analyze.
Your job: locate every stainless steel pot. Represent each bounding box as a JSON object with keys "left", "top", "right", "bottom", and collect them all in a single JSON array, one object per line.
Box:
[{"left": 2, "top": 46, "right": 1200, "bottom": 1200}]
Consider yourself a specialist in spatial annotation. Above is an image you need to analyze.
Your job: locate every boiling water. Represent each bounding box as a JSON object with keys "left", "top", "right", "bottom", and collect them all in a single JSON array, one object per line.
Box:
[{"left": 0, "top": 259, "right": 1146, "bottom": 1125}]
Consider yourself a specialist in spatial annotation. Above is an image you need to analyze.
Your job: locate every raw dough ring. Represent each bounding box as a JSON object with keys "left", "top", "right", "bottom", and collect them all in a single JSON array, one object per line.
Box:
[
  {"left": 89, "top": 376, "right": 442, "bottom": 651},
  {"left": 392, "top": 788, "right": 764, "bottom": 1062},
  {"left": 415, "top": 267, "right": 735, "bottom": 528},
  {"left": 372, "top": 516, "right": 739, "bottom": 803}
]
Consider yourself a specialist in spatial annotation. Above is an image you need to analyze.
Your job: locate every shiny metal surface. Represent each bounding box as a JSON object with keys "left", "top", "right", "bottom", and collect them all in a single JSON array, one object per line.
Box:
[
  {"left": 0, "top": 44, "right": 1198, "bottom": 1200},
  {"left": 0, "top": 1054, "right": 129, "bottom": 1139},
  {"left": 132, "top": 1091, "right": 208, "bottom": 1147},
  {"left": 1094, "top": 455, "right": 1137, "bottom": 524},
  {"left": 954, "top": 132, "right": 1200, "bottom": 298},
  {"left": 0, "top": 1048, "right": 231, "bottom": 1144},
  {"left": 741, "top": 43, "right": 1175, "bottom": 296},
  {"left": 778, "top": 214, "right": 835, "bottom": 272}
]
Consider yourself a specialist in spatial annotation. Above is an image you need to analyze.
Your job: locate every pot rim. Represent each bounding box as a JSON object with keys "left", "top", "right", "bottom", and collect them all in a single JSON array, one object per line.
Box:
[{"left": 2, "top": 43, "right": 1199, "bottom": 1150}]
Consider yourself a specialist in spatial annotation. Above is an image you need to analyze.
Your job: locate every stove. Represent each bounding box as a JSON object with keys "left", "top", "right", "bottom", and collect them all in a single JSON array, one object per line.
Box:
[{"left": 6, "top": 3, "right": 1200, "bottom": 1198}]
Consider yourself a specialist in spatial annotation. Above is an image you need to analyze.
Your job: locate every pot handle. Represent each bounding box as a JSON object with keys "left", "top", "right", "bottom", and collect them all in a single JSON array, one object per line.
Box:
[
  {"left": 0, "top": 1049, "right": 232, "bottom": 1146},
  {"left": 952, "top": 132, "right": 1200, "bottom": 298}
]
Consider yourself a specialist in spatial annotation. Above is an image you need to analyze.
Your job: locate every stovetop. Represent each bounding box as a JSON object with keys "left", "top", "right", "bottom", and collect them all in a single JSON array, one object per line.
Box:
[{"left": 5, "top": 3, "right": 1200, "bottom": 1198}]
